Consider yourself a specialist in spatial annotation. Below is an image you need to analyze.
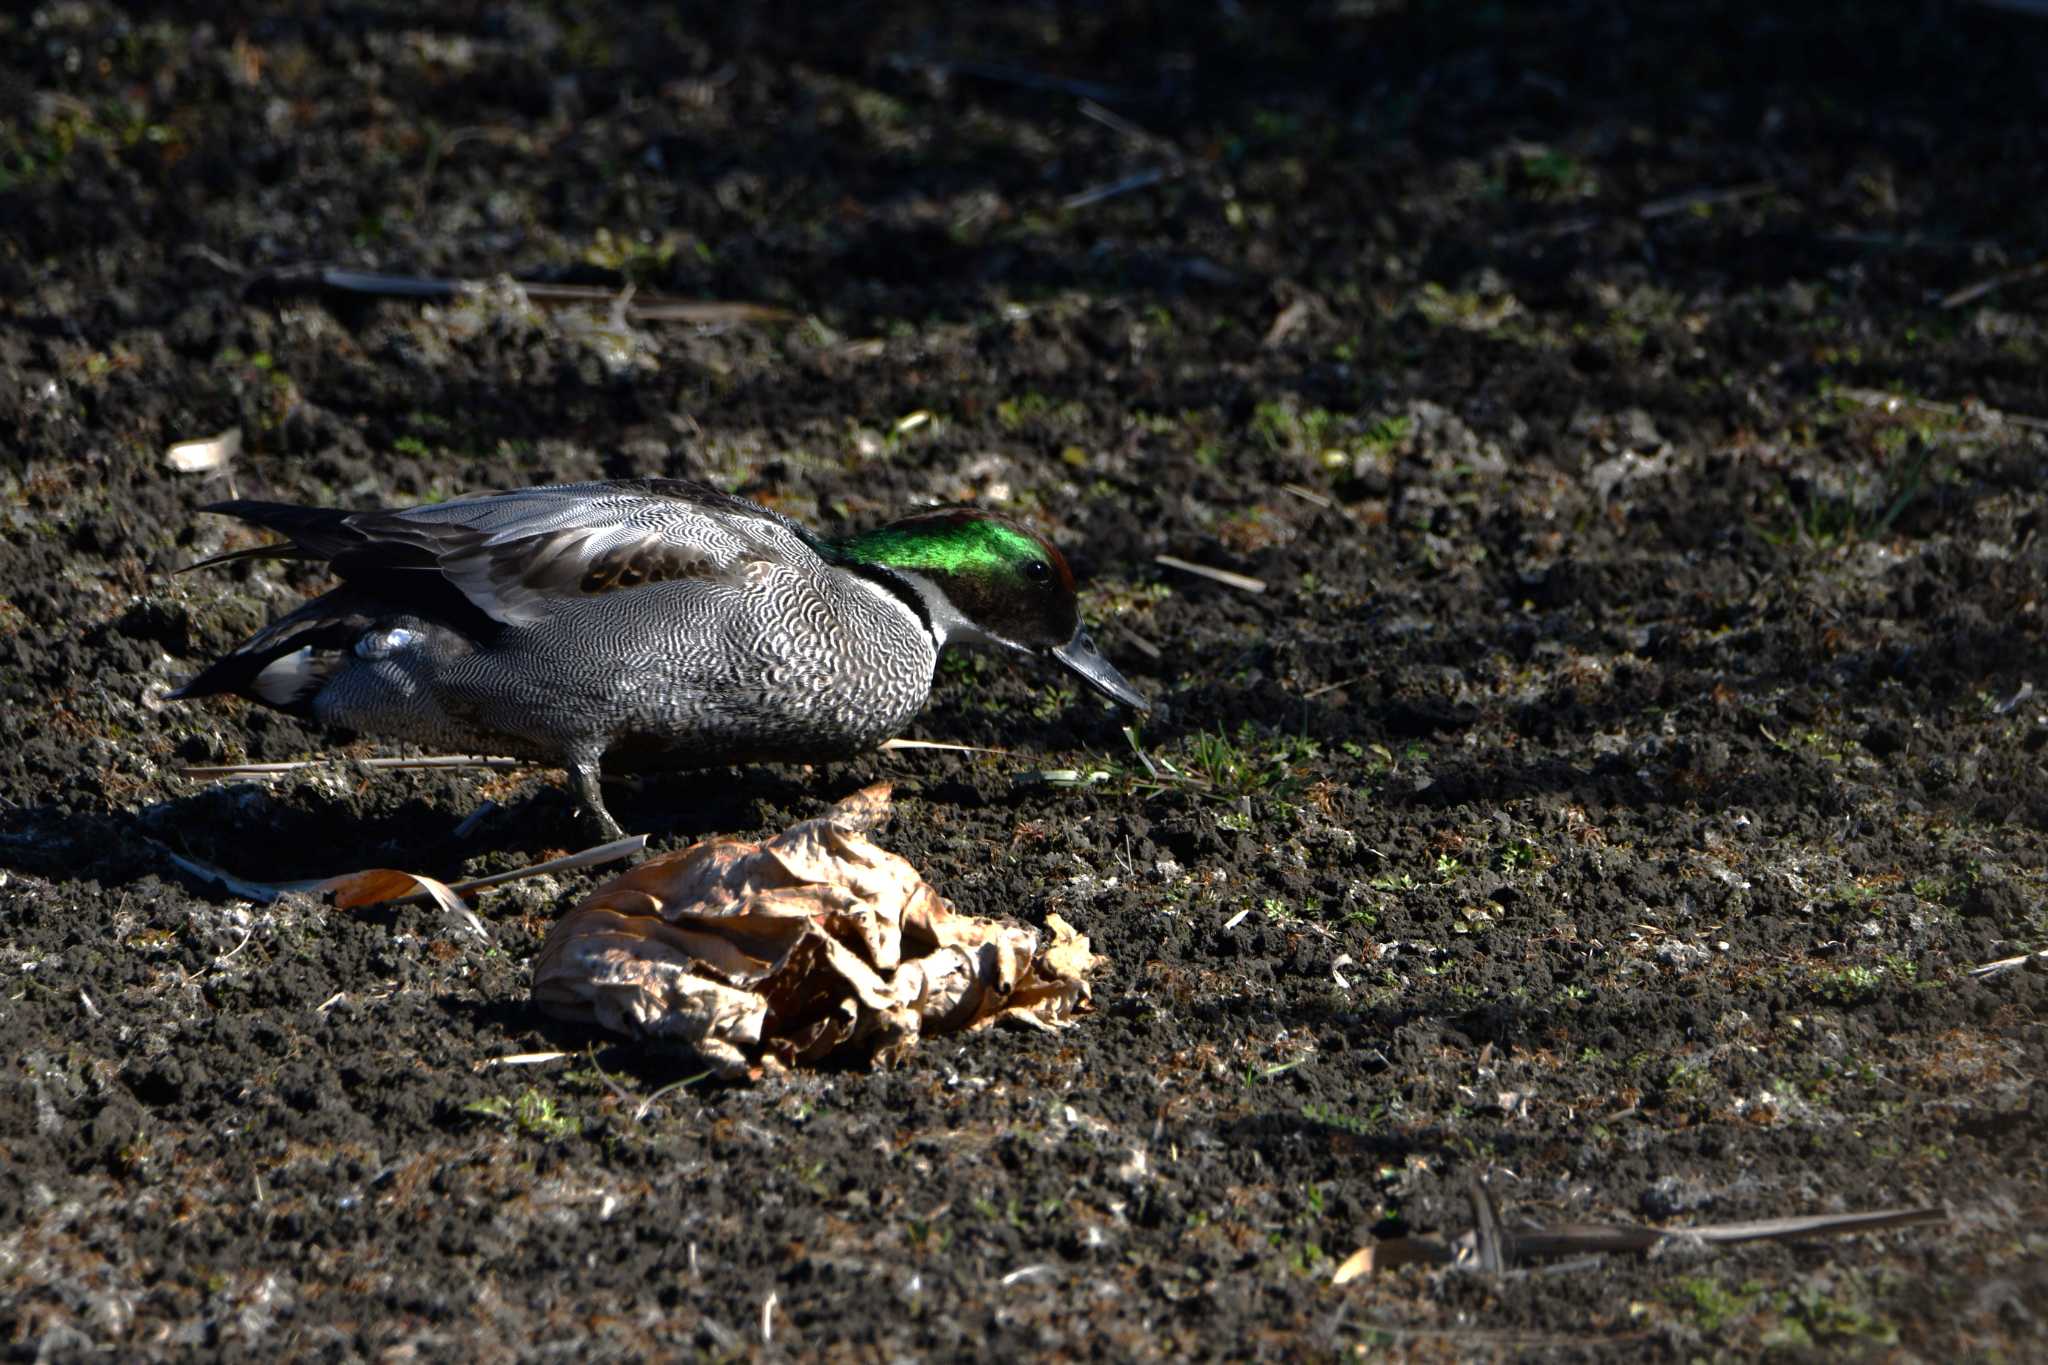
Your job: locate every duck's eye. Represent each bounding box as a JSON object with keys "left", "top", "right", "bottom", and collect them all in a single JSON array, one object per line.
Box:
[{"left": 1024, "top": 559, "right": 1052, "bottom": 584}]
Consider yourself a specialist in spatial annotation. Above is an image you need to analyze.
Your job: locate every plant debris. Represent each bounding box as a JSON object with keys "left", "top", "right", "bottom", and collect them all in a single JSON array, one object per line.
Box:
[
  {"left": 161, "top": 834, "right": 649, "bottom": 938},
  {"left": 531, "top": 784, "right": 1100, "bottom": 1076},
  {"left": 1153, "top": 553, "right": 1267, "bottom": 594},
  {"left": 1332, "top": 1174, "right": 1948, "bottom": 1283},
  {"left": 163, "top": 426, "right": 240, "bottom": 475}
]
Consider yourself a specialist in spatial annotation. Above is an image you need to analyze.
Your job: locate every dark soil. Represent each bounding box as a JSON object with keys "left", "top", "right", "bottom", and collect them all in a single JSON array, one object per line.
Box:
[{"left": 4, "top": 1, "right": 2046, "bottom": 1358}]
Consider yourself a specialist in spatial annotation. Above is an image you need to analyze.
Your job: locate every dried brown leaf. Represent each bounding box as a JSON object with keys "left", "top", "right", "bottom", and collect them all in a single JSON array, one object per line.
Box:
[
  {"left": 1331, "top": 1238, "right": 1453, "bottom": 1283},
  {"left": 532, "top": 784, "right": 1105, "bottom": 1076},
  {"left": 311, "top": 868, "right": 487, "bottom": 937}
]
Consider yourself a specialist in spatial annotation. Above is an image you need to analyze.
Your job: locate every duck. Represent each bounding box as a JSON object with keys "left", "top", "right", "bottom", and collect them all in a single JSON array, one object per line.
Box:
[{"left": 171, "top": 477, "right": 1148, "bottom": 839}]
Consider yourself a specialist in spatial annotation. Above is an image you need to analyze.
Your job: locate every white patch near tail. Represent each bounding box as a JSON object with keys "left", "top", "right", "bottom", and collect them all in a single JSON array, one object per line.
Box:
[
  {"left": 354, "top": 626, "right": 420, "bottom": 659},
  {"left": 252, "top": 647, "right": 323, "bottom": 704}
]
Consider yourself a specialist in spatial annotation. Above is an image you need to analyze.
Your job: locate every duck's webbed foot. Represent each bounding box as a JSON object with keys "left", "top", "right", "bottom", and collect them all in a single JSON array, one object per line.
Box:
[{"left": 567, "top": 758, "right": 627, "bottom": 842}]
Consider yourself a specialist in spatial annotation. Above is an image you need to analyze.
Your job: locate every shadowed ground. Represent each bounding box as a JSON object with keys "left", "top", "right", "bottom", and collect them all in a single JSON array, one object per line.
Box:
[{"left": 1, "top": 2, "right": 2044, "bottom": 1357}]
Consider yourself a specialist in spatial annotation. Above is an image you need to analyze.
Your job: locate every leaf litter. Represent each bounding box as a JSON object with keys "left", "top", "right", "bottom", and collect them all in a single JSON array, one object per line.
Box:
[{"left": 532, "top": 784, "right": 1101, "bottom": 1077}]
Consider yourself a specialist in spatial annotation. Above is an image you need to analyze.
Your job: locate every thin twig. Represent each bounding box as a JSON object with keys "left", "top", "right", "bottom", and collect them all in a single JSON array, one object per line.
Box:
[
  {"left": 1302, "top": 673, "right": 1372, "bottom": 700},
  {"left": 1118, "top": 629, "right": 1163, "bottom": 661},
  {"left": 1062, "top": 167, "right": 1167, "bottom": 211},
  {"left": 161, "top": 848, "right": 287, "bottom": 902},
  {"left": 1940, "top": 258, "right": 2048, "bottom": 310},
  {"left": 1832, "top": 386, "right": 2048, "bottom": 432},
  {"left": 878, "top": 738, "right": 1011, "bottom": 755},
  {"left": 305, "top": 268, "right": 795, "bottom": 325},
  {"left": 582, "top": 1043, "right": 636, "bottom": 1107},
  {"left": 1491, "top": 215, "right": 1602, "bottom": 249},
  {"left": 1155, "top": 554, "right": 1266, "bottom": 594},
  {"left": 441, "top": 835, "right": 647, "bottom": 898},
  {"left": 1335, "top": 1198, "right": 1947, "bottom": 1283},
  {"left": 162, "top": 834, "right": 644, "bottom": 913},
  {"left": 1969, "top": 948, "right": 2048, "bottom": 978},
  {"left": 477, "top": 1051, "right": 570, "bottom": 1069},
  {"left": 181, "top": 754, "right": 531, "bottom": 779},
  {"left": 451, "top": 801, "right": 499, "bottom": 840},
  {"left": 1639, "top": 180, "right": 1775, "bottom": 220},
  {"left": 1642, "top": 1207, "right": 1946, "bottom": 1244},
  {"left": 633, "top": 1070, "right": 715, "bottom": 1122},
  {"left": 1070, "top": 97, "right": 1187, "bottom": 210},
  {"left": 887, "top": 55, "right": 1131, "bottom": 103},
  {"left": 1263, "top": 297, "right": 1319, "bottom": 349},
  {"left": 1077, "top": 99, "right": 1161, "bottom": 147},
  {"left": 213, "top": 924, "right": 255, "bottom": 968},
  {"left": 1821, "top": 229, "right": 1998, "bottom": 253},
  {"left": 178, "top": 244, "right": 250, "bottom": 277}
]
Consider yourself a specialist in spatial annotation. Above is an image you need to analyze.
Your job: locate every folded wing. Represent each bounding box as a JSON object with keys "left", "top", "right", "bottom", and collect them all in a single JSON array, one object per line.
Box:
[{"left": 196, "top": 478, "right": 819, "bottom": 626}]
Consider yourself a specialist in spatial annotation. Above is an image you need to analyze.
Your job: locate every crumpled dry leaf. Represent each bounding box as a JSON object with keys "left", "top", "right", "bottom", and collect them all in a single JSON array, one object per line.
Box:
[
  {"left": 160, "top": 845, "right": 496, "bottom": 939},
  {"left": 309, "top": 868, "right": 486, "bottom": 937},
  {"left": 532, "top": 784, "right": 1102, "bottom": 1076}
]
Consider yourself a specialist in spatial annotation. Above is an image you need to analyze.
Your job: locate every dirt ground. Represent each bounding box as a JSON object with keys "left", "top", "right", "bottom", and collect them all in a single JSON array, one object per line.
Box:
[{"left": 3, "top": 1, "right": 2045, "bottom": 1358}]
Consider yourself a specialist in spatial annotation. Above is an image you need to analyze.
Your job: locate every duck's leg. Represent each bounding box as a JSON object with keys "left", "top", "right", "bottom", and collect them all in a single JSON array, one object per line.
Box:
[{"left": 567, "top": 757, "right": 627, "bottom": 842}]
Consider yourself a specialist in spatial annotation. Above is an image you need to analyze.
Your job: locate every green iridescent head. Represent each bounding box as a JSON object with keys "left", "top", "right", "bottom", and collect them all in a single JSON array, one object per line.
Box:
[{"left": 832, "top": 507, "right": 1146, "bottom": 710}]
